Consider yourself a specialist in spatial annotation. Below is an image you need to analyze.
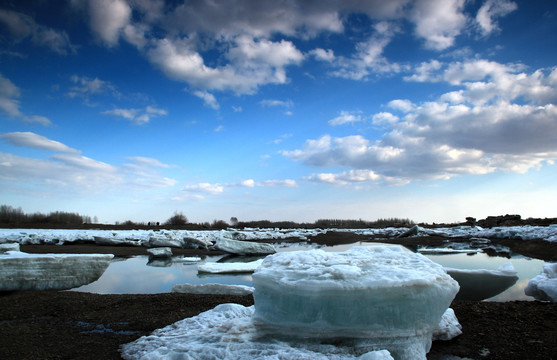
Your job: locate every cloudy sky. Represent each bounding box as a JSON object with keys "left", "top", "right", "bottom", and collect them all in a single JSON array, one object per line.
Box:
[{"left": 1, "top": 0, "right": 556, "bottom": 224}]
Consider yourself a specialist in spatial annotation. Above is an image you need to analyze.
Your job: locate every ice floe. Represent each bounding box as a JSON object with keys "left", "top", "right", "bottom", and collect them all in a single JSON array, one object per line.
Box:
[
  {"left": 525, "top": 263, "right": 557, "bottom": 302},
  {"left": 445, "top": 262, "right": 519, "bottom": 301},
  {"left": 252, "top": 246, "right": 459, "bottom": 360},
  {"left": 197, "top": 259, "right": 264, "bottom": 274},
  {"left": 172, "top": 283, "right": 254, "bottom": 295},
  {"left": 146, "top": 247, "right": 172, "bottom": 258},
  {"left": 121, "top": 302, "right": 460, "bottom": 360},
  {"left": 0, "top": 251, "right": 113, "bottom": 291},
  {"left": 215, "top": 237, "right": 276, "bottom": 255},
  {"left": 1, "top": 224, "right": 556, "bottom": 248}
]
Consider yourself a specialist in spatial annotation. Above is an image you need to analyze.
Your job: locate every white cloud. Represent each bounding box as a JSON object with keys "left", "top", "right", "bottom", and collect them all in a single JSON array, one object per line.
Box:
[
  {"left": 183, "top": 183, "right": 224, "bottom": 195},
  {"left": 310, "top": 48, "right": 335, "bottom": 62},
  {"left": 148, "top": 35, "right": 303, "bottom": 95},
  {"left": 410, "top": 0, "right": 467, "bottom": 50},
  {"left": 260, "top": 99, "right": 294, "bottom": 108},
  {"left": 0, "top": 74, "right": 52, "bottom": 125},
  {"left": 193, "top": 90, "right": 220, "bottom": 110},
  {"left": 103, "top": 106, "right": 167, "bottom": 125},
  {"left": 307, "top": 169, "right": 381, "bottom": 185},
  {"left": 259, "top": 179, "right": 297, "bottom": 187},
  {"left": 87, "top": 0, "right": 131, "bottom": 46},
  {"left": 67, "top": 75, "right": 120, "bottom": 101},
  {"left": 1, "top": 132, "right": 178, "bottom": 192},
  {"left": 125, "top": 156, "right": 173, "bottom": 169},
  {"left": 0, "top": 132, "right": 79, "bottom": 153},
  {"left": 328, "top": 111, "right": 364, "bottom": 126},
  {"left": 330, "top": 21, "right": 401, "bottom": 80},
  {"left": 284, "top": 61, "right": 557, "bottom": 183},
  {"left": 240, "top": 179, "right": 256, "bottom": 187},
  {"left": 475, "top": 0, "right": 517, "bottom": 36},
  {"left": 372, "top": 112, "right": 399, "bottom": 125},
  {"left": 0, "top": 8, "right": 76, "bottom": 55},
  {"left": 387, "top": 99, "right": 415, "bottom": 113}
]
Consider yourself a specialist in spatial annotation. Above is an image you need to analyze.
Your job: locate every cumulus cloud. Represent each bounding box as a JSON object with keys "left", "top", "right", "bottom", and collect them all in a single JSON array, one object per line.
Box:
[
  {"left": 284, "top": 60, "right": 557, "bottom": 183},
  {"left": 410, "top": 0, "right": 467, "bottom": 50},
  {"left": 0, "top": 74, "right": 52, "bottom": 126},
  {"left": 148, "top": 35, "right": 303, "bottom": 95},
  {"left": 328, "top": 111, "right": 364, "bottom": 126},
  {"left": 0, "top": 8, "right": 76, "bottom": 55},
  {"left": 87, "top": 0, "right": 131, "bottom": 46},
  {"left": 475, "top": 0, "right": 517, "bottom": 36},
  {"left": 193, "top": 90, "right": 220, "bottom": 110},
  {"left": 310, "top": 48, "right": 335, "bottom": 62},
  {"left": 103, "top": 106, "right": 167, "bottom": 125}
]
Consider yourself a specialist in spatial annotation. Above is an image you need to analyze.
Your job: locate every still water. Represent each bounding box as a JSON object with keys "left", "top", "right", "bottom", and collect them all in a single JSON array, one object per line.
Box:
[{"left": 71, "top": 242, "right": 546, "bottom": 301}]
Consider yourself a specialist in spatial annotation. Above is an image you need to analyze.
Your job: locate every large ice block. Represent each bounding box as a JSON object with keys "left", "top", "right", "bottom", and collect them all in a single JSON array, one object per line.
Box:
[
  {"left": 252, "top": 245, "right": 459, "bottom": 360},
  {"left": 0, "top": 251, "right": 113, "bottom": 291},
  {"left": 525, "top": 263, "right": 557, "bottom": 302}
]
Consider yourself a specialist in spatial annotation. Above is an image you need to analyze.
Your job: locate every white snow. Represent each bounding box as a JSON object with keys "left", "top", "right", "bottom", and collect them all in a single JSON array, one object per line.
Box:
[
  {"left": 121, "top": 302, "right": 459, "bottom": 360},
  {"left": 197, "top": 259, "right": 264, "bottom": 274},
  {"left": 525, "top": 263, "right": 557, "bottom": 301},
  {"left": 252, "top": 245, "right": 459, "bottom": 360},
  {"left": 215, "top": 237, "right": 276, "bottom": 255},
  {"left": 445, "top": 262, "right": 519, "bottom": 301},
  {"left": 146, "top": 247, "right": 172, "bottom": 258},
  {"left": 172, "top": 283, "right": 254, "bottom": 295},
  {"left": 0, "top": 251, "right": 113, "bottom": 291}
]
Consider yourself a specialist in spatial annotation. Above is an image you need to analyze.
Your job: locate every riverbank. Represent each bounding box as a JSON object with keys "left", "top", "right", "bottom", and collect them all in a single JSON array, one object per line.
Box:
[{"left": 0, "top": 290, "right": 555, "bottom": 359}]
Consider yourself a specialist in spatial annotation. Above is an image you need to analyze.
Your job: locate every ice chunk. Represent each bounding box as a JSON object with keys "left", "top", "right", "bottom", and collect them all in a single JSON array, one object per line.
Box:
[
  {"left": 197, "top": 259, "right": 263, "bottom": 274},
  {"left": 445, "top": 262, "right": 519, "bottom": 301},
  {"left": 172, "top": 283, "right": 254, "bottom": 295},
  {"left": 525, "top": 263, "right": 557, "bottom": 301},
  {"left": 121, "top": 303, "right": 395, "bottom": 360},
  {"left": 252, "top": 245, "right": 459, "bottom": 360},
  {"left": 0, "top": 251, "right": 113, "bottom": 291},
  {"left": 432, "top": 308, "right": 462, "bottom": 341},
  {"left": 146, "top": 247, "right": 172, "bottom": 258},
  {"left": 148, "top": 235, "right": 183, "bottom": 248},
  {"left": 0, "top": 243, "right": 20, "bottom": 253},
  {"left": 215, "top": 238, "right": 276, "bottom": 255},
  {"left": 121, "top": 303, "right": 459, "bottom": 360}
]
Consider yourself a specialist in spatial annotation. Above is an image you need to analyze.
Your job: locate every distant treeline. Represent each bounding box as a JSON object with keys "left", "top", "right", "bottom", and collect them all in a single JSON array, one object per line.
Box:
[
  {"left": 0, "top": 205, "right": 416, "bottom": 230},
  {"left": 0, "top": 205, "right": 93, "bottom": 226}
]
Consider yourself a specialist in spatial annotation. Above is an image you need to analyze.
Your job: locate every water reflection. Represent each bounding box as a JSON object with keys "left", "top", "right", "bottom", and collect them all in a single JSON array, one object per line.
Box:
[
  {"left": 71, "top": 243, "right": 547, "bottom": 301},
  {"left": 425, "top": 252, "right": 545, "bottom": 301}
]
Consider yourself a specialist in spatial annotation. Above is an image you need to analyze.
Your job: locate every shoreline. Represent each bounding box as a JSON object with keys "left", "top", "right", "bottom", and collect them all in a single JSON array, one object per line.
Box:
[{"left": 2, "top": 235, "right": 556, "bottom": 359}]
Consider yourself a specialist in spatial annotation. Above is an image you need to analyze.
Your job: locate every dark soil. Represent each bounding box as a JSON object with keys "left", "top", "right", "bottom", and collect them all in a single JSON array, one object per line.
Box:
[{"left": 0, "top": 291, "right": 555, "bottom": 360}]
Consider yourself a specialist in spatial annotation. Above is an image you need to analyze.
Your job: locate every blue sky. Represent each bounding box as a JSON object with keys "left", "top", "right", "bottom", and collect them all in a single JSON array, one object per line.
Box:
[{"left": 1, "top": 0, "right": 556, "bottom": 224}]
